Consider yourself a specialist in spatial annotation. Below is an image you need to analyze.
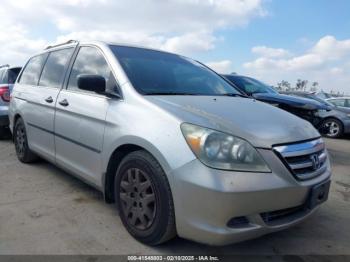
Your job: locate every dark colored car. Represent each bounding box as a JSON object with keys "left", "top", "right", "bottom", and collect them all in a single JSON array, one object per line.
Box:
[
  {"left": 222, "top": 74, "right": 332, "bottom": 134},
  {"left": 282, "top": 92, "right": 350, "bottom": 138}
]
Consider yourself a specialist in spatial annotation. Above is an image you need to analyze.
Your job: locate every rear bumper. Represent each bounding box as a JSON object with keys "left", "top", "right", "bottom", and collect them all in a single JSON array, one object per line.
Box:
[
  {"left": 0, "top": 114, "right": 9, "bottom": 127},
  {"left": 170, "top": 149, "right": 331, "bottom": 245}
]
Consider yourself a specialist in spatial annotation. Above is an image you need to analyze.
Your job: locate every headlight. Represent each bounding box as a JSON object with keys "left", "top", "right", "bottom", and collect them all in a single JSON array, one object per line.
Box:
[{"left": 181, "top": 123, "right": 271, "bottom": 172}]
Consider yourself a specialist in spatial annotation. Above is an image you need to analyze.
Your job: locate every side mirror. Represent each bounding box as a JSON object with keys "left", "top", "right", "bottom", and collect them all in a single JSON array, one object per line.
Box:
[{"left": 77, "top": 74, "right": 106, "bottom": 93}]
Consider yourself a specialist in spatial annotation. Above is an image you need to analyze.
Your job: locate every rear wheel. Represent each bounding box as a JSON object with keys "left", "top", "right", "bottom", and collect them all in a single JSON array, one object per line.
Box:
[
  {"left": 321, "top": 118, "right": 343, "bottom": 138},
  {"left": 115, "top": 150, "right": 176, "bottom": 245},
  {"left": 14, "top": 118, "right": 38, "bottom": 163}
]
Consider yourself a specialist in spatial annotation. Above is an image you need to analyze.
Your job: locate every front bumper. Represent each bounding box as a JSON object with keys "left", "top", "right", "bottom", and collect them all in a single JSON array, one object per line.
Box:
[
  {"left": 170, "top": 148, "right": 331, "bottom": 245},
  {"left": 342, "top": 119, "right": 350, "bottom": 134}
]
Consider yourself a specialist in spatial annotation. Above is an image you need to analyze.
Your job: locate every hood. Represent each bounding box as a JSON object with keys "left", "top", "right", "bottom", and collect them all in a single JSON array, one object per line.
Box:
[
  {"left": 145, "top": 96, "right": 320, "bottom": 148},
  {"left": 252, "top": 93, "right": 331, "bottom": 111}
]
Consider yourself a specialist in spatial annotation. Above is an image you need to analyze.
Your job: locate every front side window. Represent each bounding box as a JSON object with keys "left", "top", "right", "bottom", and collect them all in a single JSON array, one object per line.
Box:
[
  {"left": 110, "top": 45, "right": 240, "bottom": 96},
  {"left": 67, "top": 46, "right": 113, "bottom": 92},
  {"left": 39, "top": 48, "right": 74, "bottom": 88},
  {"left": 345, "top": 99, "right": 350, "bottom": 108},
  {"left": 19, "top": 54, "right": 48, "bottom": 85},
  {"left": 330, "top": 99, "right": 346, "bottom": 107}
]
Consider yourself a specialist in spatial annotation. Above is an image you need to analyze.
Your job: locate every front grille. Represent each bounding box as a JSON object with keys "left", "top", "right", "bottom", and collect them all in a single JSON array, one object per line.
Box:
[
  {"left": 261, "top": 205, "right": 307, "bottom": 226},
  {"left": 274, "top": 138, "right": 327, "bottom": 180}
]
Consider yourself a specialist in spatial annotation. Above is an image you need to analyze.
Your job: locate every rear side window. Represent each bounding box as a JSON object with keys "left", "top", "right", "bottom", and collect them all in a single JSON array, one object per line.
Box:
[
  {"left": 19, "top": 54, "right": 48, "bottom": 85},
  {"left": 67, "top": 46, "right": 112, "bottom": 91},
  {"left": 39, "top": 48, "right": 74, "bottom": 88}
]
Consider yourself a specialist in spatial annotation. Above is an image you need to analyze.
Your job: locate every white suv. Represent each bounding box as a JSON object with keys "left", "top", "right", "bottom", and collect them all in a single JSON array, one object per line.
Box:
[{"left": 0, "top": 65, "right": 21, "bottom": 138}]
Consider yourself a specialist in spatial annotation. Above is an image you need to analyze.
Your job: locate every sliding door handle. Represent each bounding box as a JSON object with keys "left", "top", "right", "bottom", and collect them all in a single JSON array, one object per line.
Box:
[{"left": 59, "top": 99, "right": 69, "bottom": 107}]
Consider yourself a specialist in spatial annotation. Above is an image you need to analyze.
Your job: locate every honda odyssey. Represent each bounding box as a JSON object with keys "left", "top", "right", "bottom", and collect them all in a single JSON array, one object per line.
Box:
[{"left": 9, "top": 40, "right": 331, "bottom": 246}]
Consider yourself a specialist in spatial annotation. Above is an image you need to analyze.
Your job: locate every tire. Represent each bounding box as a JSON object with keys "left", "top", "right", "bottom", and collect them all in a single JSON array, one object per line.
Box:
[
  {"left": 13, "top": 118, "right": 38, "bottom": 163},
  {"left": 321, "top": 118, "right": 344, "bottom": 138},
  {"left": 114, "top": 150, "right": 176, "bottom": 245}
]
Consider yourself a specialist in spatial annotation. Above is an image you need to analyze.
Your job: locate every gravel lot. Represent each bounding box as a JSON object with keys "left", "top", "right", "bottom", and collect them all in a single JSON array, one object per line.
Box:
[{"left": 0, "top": 135, "right": 349, "bottom": 255}]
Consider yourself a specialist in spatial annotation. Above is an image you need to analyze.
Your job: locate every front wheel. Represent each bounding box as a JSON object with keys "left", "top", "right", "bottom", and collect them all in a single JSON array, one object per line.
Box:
[
  {"left": 321, "top": 118, "right": 344, "bottom": 138},
  {"left": 115, "top": 150, "right": 176, "bottom": 245}
]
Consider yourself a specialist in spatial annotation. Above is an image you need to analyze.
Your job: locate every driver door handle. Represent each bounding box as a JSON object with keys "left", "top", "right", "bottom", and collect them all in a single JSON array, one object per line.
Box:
[
  {"left": 59, "top": 99, "right": 69, "bottom": 107},
  {"left": 45, "top": 96, "right": 54, "bottom": 103}
]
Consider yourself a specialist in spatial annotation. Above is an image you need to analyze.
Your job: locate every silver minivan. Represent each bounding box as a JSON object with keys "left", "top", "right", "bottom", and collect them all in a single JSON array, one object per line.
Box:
[{"left": 9, "top": 40, "right": 331, "bottom": 246}]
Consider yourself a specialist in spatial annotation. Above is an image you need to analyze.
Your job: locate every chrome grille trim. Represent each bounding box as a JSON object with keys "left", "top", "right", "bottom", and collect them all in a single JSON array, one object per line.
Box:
[{"left": 274, "top": 138, "right": 327, "bottom": 180}]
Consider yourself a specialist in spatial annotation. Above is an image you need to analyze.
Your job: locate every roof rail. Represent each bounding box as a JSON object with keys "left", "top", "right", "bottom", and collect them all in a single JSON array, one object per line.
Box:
[
  {"left": 0, "top": 64, "right": 10, "bottom": 69},
  {"left": 45, "top": 40, "right": 78, "bottom": 50}
]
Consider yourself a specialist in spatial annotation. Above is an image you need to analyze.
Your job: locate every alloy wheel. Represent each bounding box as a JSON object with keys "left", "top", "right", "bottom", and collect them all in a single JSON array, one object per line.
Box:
[
  {"left": 15, "top": 124, "right": 26, "bottom": 157},
  {"left": 324, "top": 121, "right": 340, "bottom": 137}
]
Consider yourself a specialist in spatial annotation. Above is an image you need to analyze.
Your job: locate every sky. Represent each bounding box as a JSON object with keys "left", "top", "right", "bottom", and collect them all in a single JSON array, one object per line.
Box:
[{"left": 0, "top": 0, "right": 349, "bottom": 93}]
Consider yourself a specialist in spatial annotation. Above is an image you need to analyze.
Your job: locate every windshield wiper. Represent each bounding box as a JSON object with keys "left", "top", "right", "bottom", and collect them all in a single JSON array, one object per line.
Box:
[
  {"left": 144, "top": 92, "right": 249, "bottom": 97},
  {"left": 144, "top": 92, "right": 201, "bottom": 96},
  {"left": 220, "top": 93, "right": 249, "bottom": 98}
]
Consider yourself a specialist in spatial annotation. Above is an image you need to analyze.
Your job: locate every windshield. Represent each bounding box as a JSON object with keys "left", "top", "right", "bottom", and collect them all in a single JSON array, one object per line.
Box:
[
  {"left": 110, "top": 45, "right": 240, "bottom": 96},
  {"left": 225, "top": 75, "right": 278, "bottom": 95}
]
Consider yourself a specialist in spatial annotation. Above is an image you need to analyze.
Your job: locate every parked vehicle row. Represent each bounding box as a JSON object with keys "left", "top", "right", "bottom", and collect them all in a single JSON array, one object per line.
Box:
[
  {"left": 0, "top": 65, "right": 21, "bottom": 138},
  {"left": 8, "top": 40, "right": 331, "bottom": 246},
  {"left": 222, "top": 74, "right": 350, "bottom": 138}
]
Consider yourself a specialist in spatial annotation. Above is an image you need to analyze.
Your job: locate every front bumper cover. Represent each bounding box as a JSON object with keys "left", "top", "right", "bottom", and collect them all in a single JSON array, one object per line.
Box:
[{"left": 170, "top": 148, "right": 331, "bottom": 245}]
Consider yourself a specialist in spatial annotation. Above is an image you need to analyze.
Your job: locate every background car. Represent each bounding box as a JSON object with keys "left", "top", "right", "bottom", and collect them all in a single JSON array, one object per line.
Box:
[
  {"left": 222, "top": 74, "right": 331, "bottom": 130},
  {"left": 0, "top": 65, "right": 22, "bottom": 138},
  {"left": 282, "top": 91, "right": 350, "bottom": 138}
]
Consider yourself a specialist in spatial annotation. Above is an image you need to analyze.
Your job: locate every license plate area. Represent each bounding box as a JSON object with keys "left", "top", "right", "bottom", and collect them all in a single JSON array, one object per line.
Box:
[{"left": 308, "top": 180, "right": 331, "bottom": 209}]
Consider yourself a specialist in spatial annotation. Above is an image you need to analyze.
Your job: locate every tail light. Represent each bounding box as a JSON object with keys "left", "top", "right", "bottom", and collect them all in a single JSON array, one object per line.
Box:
[{"left": 0, "top": 86, "right": 10, "bottom": 102}]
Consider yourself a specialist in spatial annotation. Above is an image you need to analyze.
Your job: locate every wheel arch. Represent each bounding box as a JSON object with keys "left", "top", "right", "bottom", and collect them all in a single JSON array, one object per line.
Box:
[
  {"left": 103, "top": 138, "right": 172, "bottom": 204},
  {"left": 319, "top": 116, "right": 344, "bottom": 127},
  {"left": 12, "top": 113, "right": 23, "bottom": 140},
  {"left": 14, "top": 113, "right": 22, "bottom": 123}
]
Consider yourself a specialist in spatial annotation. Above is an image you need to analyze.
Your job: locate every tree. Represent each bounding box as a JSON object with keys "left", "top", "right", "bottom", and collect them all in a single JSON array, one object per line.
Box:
[
  {"left": 310, "top": 82, "right": 319, "bottom": 92},
  {"left": 295, "top": 79, "right": 308, "bottom": 91},
  {"left": 276, "top": 80, "right": 291, "bottom": 91}
]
